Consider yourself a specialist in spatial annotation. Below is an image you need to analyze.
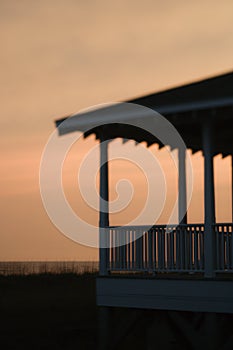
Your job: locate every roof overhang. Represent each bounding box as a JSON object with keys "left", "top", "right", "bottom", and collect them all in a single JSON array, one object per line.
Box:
[{"left": 55, "top": 71, "right": 233, "bottom": 157}]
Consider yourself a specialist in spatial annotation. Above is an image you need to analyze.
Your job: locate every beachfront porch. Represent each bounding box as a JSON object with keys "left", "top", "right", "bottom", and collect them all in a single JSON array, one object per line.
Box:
[
  {"left": 55, "top": 72, "right": 233, "bottom": 349},
  {"left": 56, "top": 72, "right": 233, "bottom": 317}
]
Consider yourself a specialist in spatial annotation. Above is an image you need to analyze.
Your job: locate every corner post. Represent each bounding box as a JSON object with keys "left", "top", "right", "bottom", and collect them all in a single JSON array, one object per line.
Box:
[
  {"left": 99, "top": 128, "right": 109, "bottom": 276},
  {"left": 202, "top": 118, "right": 216, "bottom": 278},
  {"left": 178, "top": 146, "right": 187, "bottom": 269},
  {"left": 178, "top": 146, "right": 187, "bottom": 224},
  {"left": 231, "top": 155, "right": 233, "bottom": 222}
]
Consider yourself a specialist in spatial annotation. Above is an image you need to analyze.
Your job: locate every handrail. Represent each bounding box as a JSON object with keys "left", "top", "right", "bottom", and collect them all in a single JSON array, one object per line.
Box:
[
  {"left": 108, "top": 222, "right": 233, "bottom": 229},
  {"left": 108, "top": 223, "right": 205, "bottom": 230}
]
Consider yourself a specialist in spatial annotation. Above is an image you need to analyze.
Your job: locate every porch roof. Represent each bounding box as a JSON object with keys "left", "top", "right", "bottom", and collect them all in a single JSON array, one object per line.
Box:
[{"left": 56, "top": 71, "right": 233, "bottom": 156}]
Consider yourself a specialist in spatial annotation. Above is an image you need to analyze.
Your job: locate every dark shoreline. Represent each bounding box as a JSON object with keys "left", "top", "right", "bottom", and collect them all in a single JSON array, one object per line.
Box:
[{"left": 0, "top": 273, "right": 98, "bottom": 349}]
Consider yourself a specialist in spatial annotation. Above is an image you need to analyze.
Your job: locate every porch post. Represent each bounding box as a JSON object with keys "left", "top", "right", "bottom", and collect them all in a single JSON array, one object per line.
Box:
[
  {"left": 99, "top": 129, "right": 109, "bottom": 276},
  {"left": 202, "top": 119, "right": 216, "bottom": 278},
  {"left": 178, "top": 146, "right": 187, "bottom": 224},
  {"left": 232, "top": 155, "right": 233, "bottom": 222}
]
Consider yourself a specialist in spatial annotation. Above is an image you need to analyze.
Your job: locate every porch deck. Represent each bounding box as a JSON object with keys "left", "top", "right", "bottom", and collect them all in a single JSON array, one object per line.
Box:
[
  {"left": 97, "top": 223, "right": 233, "bottom": 314},
  {"left": 96, "top": 275, "right": 233, "bottom": 314}
]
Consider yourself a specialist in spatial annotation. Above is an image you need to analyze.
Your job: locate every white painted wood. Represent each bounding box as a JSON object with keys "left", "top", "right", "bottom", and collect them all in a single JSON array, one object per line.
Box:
[
  {"left": 232, "top": 155, "right": 233, "bottom": 222},
  {"left": 56, "top": 97, "right": 233, "bottom": 136},
  {"left": 178, "top": 147, "right": 187, "bottom": 224},
  {"left": 107, "top": 224, "right": 208, "bottom": 273},
  {"left": 96, "top": 277, "right": 233, "bottom": 314},
  {"left": 202, "top": 119, "right": 216, "bottom": 278},
  {"left": 99, "top": 131, "right": 109, "bottom": 276}
]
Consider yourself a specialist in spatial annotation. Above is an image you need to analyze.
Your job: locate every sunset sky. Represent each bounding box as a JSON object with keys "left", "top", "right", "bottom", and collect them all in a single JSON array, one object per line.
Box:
[{"left": 1, "top": 0, "right": 233, "bottom": 261}]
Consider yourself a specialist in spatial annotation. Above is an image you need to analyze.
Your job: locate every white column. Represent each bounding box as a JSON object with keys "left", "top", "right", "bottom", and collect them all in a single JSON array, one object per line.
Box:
[
  {"left": 202, "top": 119, "right": 216, "bottom": 278},
  {"left": 99, "top": 130, "right": 109, "bottom": 276},
  {"left": 178, "top": 147, "right": 187, "bottom": 224},
  {"left": 232, "top": 155, "right": 233, "bottom": 222}
]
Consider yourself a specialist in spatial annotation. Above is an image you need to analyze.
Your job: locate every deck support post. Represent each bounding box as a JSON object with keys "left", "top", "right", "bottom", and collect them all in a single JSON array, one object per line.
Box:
[
  {"left": 98, "top": 307, "right": 110, "bottom": 350},
  {"left": 202, "top": 119, "right": 216, "bottom": 278},
  {"left": 178, "top": 146, "right": 187, "bottom": 224},
  {"left": 99, "top": 129, "right": 109, "bottom": 276}
]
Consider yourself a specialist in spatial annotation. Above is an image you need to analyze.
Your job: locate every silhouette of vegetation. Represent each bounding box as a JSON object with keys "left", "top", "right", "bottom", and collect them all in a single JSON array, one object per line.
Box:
[{"left": 0, "top": 273, "right": 98, "bottom": 349}]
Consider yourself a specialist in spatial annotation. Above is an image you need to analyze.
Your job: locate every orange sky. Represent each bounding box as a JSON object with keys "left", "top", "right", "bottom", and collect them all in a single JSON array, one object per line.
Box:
[{"left": 0, "top": 0, "right": 233, "bottom": 261}]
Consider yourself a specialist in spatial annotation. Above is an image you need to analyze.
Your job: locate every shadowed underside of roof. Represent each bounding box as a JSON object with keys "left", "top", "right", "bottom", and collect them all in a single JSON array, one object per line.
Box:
[
  {"left": 56, "top": 71, "right": 233, "bottom": 157},
  {"left": 129, "top": 71, "right": 233, "bottom": 109}
]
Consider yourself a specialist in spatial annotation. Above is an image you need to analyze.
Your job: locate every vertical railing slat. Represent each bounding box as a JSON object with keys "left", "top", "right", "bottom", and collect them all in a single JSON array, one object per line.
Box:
[
  {"left": 179, "top": 226, "right": 182, "bottom": 270},
  {"left": 226, "top": 225, "right": 230, "bottom": 270},
  {"left": 154, "top": 228, "right": 157, "bottom": 272},
  {"left": 189, "top": 227, "right": 193, "bottom": 270},
  {"left": 170, "top": 228, "right": 174, "bottom": 270},
  {"left": 230, "top": 225, "right": 233, "bottom": 269},
  {"left": 132, "top": 230, "right": 135, "bottom": 270},
  {"left": 216, "top": 225, "right": 219, "bottom": 271},
  {"left": 148, "top": 229, "right": 153, "bottom": 271},
  {"left": 194, "top": 227, "right": 198, "bottom": 270},
  {"left": 161, "top": 227, "right": 165, "bottom": 270},
  {"left": 221, "top": 225, "right": 224, "bottom": 270}
]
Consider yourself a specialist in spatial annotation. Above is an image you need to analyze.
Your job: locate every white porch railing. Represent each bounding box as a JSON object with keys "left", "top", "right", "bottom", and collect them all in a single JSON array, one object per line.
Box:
[
  {"left": 215, "top": 223, "right": 233, "bottom": 272},
  {"left": 108, "top": 224, "right": 205, "bottom": 273},
  {"left": 105, "top": 223, "right": 233, "bottom": 274}
]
